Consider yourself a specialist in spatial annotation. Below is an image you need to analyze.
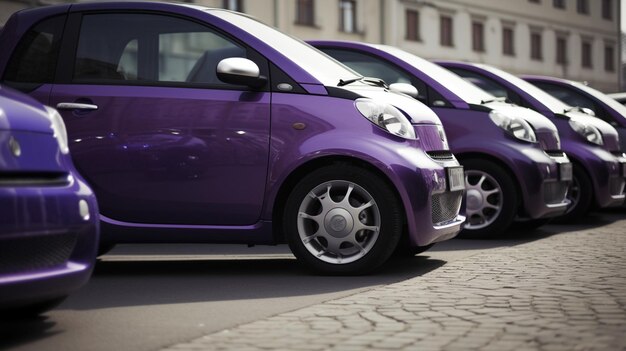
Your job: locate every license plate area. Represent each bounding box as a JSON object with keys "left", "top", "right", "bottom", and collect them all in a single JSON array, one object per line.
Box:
[
  {"left": 559, "top": 163, "right": 573, "bottom": 181},
  {"left": 447, "top": 166, "right": 465, "bottom": 191}
]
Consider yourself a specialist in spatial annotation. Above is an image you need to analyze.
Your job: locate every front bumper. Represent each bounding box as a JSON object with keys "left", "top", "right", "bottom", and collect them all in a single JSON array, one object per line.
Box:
[
  {"left": 567, "top": 145, "right": 626, "bottom": 209},
  {"left": 0, "top": 176, "right": 99, "bottom": 309},
  {"left": 394, "top": 148, "right": 465, "bottom": 247}
]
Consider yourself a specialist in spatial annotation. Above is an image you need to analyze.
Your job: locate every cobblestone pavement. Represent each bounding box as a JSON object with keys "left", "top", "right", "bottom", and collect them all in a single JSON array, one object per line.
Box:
[{"left": 163, "top": 216, "right": 626, "bottom": 351}]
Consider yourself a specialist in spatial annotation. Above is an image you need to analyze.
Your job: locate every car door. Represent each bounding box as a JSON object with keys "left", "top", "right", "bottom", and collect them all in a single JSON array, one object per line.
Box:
[{"left": 49, "top": 12, "right": 271, "bottom": 226}]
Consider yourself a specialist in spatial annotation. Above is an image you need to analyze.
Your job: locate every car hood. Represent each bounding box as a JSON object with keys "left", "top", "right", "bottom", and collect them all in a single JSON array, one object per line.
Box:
[
  {"left": 0, "top": 86, "right": 52, "bottom": 134},
  {"left": 332, "top": 84, "right": 442, "bottom": 125},
  {"left": 563, "top": 110, "right": 620, "bottom": 151}
]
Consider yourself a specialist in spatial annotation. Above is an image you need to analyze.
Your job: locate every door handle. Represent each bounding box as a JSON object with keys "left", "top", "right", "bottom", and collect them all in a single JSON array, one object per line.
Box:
[{"left": 56, "top": 102, "right": 99, "bottom": 111}]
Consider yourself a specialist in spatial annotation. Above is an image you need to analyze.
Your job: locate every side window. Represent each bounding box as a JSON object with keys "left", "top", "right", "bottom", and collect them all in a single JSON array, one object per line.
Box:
[
  {"left": 448, "top": 67, "right": 521, "bottom": 104},
  {"left": 320, "top": 48, "right": 428, "bottom": 103},
  {"left": 3, "top": 15, "right": 65, "bottom": 87},
  {"left": 533, "top": 82, "right": 612, "bottom": 122},
  {"left": 532, "top": 82, "right": 593, "bottom": 109},
  {"left": 73, "top": 14, "right": 246, "bottom": 86}
]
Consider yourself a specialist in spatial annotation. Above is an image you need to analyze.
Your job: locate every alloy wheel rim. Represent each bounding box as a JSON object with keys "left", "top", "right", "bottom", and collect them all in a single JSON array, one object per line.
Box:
[
  {"left": 297, "top": 180, "right": 380, "bottom": 264},
  {"left": 464, "top": 170, "right": 503, "bottom": 230}
]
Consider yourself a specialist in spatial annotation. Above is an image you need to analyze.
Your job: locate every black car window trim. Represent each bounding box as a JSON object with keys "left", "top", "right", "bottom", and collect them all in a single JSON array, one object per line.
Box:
[{"left": 56, "top": 10, "right": 280, "bottom": 93}]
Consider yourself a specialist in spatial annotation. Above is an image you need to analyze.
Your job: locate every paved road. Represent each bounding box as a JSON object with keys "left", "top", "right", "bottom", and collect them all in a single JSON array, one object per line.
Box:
[
  {"left": 164, "top": 211, "right": 626, "bottom": 351},
  {"left": 0, "top": 211, "right": 623, "bottom": 351}
]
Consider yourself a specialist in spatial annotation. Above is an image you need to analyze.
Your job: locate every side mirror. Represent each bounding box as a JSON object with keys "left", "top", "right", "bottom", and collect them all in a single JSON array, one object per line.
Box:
[
  {"left": 389, "top": 83, "right": 419, "bottom": 99},
  {"left": 216, "top": 57, "right": 267, "bottom": 88}
]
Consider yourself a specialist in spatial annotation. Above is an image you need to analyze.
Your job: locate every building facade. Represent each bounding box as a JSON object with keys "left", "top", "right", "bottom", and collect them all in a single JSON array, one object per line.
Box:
[{"left": 1, "top": 0, "right": 622, "bottom": 92}]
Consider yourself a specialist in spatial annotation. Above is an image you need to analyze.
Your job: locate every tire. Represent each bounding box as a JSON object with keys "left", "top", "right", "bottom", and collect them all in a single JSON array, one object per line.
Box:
[
  {"left": 554, "top": 164, "right": 593, "bottom": 223},
  {"left": 459, "top": 159, "right": 518, "bottom": 239},
  {"left": 284, "top": 164, "right": 403, "bottom": 275}
]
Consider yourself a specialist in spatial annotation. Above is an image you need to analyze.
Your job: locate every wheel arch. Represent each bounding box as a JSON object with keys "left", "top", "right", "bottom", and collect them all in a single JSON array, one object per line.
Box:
[
  {"left": 271, "top": 155, "right": 406, "bottom": 243},
  {"left": 455, "top": 152, "right": 524, "bottom": 211}
]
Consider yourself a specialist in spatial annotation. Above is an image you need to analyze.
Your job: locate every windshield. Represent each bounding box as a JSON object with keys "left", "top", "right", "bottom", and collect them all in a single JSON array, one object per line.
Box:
[
  {"left": 377, "top": 45, "right": 493, "bottom": 104},
  {"left": 571, "top": 81, "right": 626, "bottom": 118},
  {"left": 209, "top": 10, "right": 361, "bottom": 86},
  {"left": 477, "top": 64, "right": 571, "bottom": 113}
]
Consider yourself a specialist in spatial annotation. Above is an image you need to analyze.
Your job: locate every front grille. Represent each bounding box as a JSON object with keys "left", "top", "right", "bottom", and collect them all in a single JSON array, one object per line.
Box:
[
  {"left": 609, "top": 177, "right": 626, "bottom": 196},
  {"left": 545, "top": 151, "right": 566, "bottom": 158},
  {"left": 543, "top": 181, "right": 569, "bottom": 205},
  {"left": 0, "top": 172, "right": 70, "bottom": 187},
  {"left": 0, "top": 233, "right": 77, "bottom": 275},
  {"left": 431, "top": 190, "right": 463, "bottom": 225},
  {"left": 426, "top": 151, "right": 455, "bottom": 162}
]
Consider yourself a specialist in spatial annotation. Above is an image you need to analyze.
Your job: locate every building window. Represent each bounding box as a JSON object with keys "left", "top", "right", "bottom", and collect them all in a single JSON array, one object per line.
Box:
[
  {"left": 556, "top": 36, "right": 567, "bottom": 65},
  {"left": 553, "top": 0, "right": 565, "bottom": 9},
  {"left": 581, "top": 40, "right": 592, "bottom": 68},
  {"left": 296, "top": 0, "right": 315, "bottom": 26},
  {"left": 530, "top": 31, "right": 543, "bottom": 60},
  {"left": 577, "top": 0, "right": 589, "bottom": 14},
  {"left": 440, "top": 15, "right": 453, "bottom": 47},
  {"left": 602, "top": 0, "right": 613, "bottom": 20},
  {"left": 405, "top": 10, "right": 420, "bottom": 41},
  {"left": 339, "top": 0, "right": 357, "bottom": 33},
  {"left": 502, "top": 26, "right": 515, "bottom": 56},
  {"left": 222, "top": 0, "right": 243, "bottom": 12},
  {"left": 472, "top": 21, "right": 485, "bottom": 52},
  {"left": 605, "top": 44, "right": 615, "bottom": 71}
]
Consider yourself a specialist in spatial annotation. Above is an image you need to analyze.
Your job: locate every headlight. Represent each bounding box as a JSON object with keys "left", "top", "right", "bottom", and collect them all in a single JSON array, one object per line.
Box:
[
  {"left": 568, "top": 120, "right": 603, "bottom": 146},
  {"left": 489, "top": 110, "right": 537, "bottom": 143},
  {"left": 355, "top": 98, "right": 416, "bottom": 139},
  {"left": 44, "top": 106, "right": 69, "bottom": 154}
]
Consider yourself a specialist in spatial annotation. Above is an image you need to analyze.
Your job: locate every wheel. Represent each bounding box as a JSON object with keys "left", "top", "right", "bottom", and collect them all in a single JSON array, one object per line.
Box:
[
  {"left": 554, "top": 164, "right": 593, "bottom": 223},
  {"left": 459, "top": 159, "right": 518, "bottom": 239},
  {"left": 284, "top": 164, "right": 403, "bottom": 275}
]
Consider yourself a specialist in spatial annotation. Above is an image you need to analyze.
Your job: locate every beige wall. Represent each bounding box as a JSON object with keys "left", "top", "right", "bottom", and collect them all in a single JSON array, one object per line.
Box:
[{"left": 1, "top": 0, "right": 621, "bottom": 92}]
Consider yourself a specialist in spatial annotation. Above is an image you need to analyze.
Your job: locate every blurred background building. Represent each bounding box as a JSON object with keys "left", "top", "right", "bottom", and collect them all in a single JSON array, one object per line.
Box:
[{"left": 0, "top": 0, "right": 622, "bottom": 92}]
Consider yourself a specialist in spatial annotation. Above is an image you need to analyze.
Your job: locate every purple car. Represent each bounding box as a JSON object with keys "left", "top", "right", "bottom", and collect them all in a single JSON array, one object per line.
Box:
[
  {"left": 312, "top": 41, "right": 571, "bottom": 238},
  {"left": 0, "top": 85, "right": 99, "bottom": 315},
  {"left": 0, "top": 3, "right": 465, "bottom": 274},
  {"left": 438, "top": 62, "right": 626, "bottom": 219},
  {"left": 521, "top": 76, "right": 626, "bottom": 152}
]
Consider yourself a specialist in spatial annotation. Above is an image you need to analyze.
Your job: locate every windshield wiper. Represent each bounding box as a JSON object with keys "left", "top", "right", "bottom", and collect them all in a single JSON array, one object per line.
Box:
[
  {"left": 338, "top": 76, "right": 364, "bottom": 86},
  {"left": 481, "top": 96, "right": 508, "bottom": 104},
  {"left": 338, "top": 76, "right": 388, "bottom": 88}
]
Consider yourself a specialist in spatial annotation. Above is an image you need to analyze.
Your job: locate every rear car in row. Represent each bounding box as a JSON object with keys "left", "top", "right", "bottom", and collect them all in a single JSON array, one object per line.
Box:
[
  {"left": 439, "top": 62, "right": 626, "bottom": 219},
  {"left": 313, "top": 41, "right": 572, "bottom": 238}
]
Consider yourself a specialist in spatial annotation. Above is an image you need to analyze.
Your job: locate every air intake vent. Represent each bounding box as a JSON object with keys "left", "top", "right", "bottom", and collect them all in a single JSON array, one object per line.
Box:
[
  {"left": 426, "top": 151, "right": 455, "bottom": 161},
  {"left": 0, "top": 233, "right": 77, "bottom": 275},
  {"left": 431, "top": 190, "right": 463, "bottom": 225},
  {"left": 545, "top": 151, "right": 566, "bottom": 158}
]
